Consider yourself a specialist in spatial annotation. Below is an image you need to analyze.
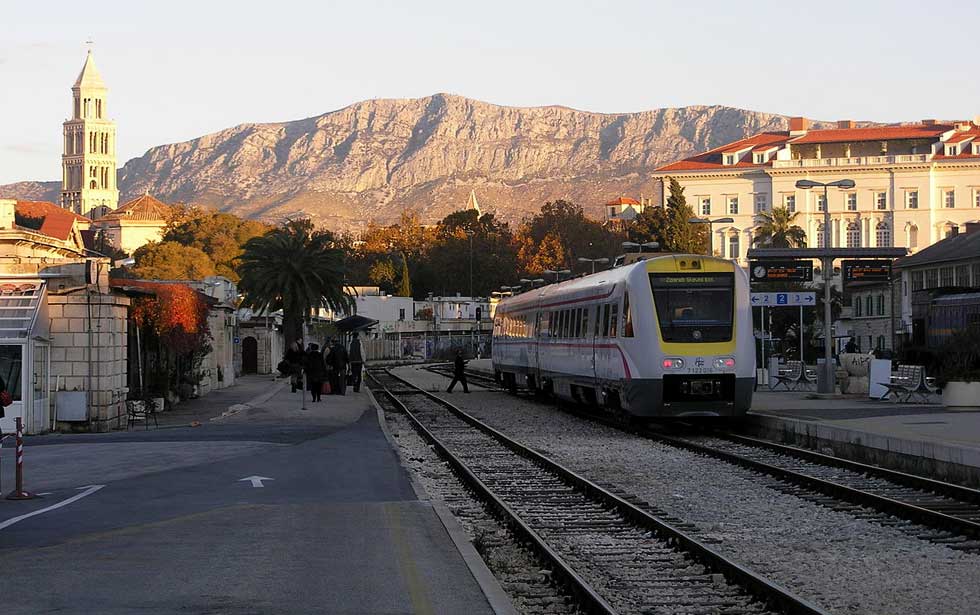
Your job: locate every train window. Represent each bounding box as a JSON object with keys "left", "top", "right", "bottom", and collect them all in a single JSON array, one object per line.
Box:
[
  {"left": 563, "top": 310, "right": 571, "bottom": 338},
  {"left": 573, "top": 309, "right": 581, "bottom": 337},
  {"left": 601, "top": 304, "right": 611, "bottom": 337},
  {"left": 610, "top": 303, "right": 619, "bottom": 337},
  {"left": 595, "top": 306, "right": 602, "bottom": 337},
  {"left": 582, "top": 307, "right": 590, "bottom": 337},
  {"left": 623, "top": 293, "right": 634, "bottom": 337},
  {"left": 557, "top": 310, "right": 564, "bottom": 338}
]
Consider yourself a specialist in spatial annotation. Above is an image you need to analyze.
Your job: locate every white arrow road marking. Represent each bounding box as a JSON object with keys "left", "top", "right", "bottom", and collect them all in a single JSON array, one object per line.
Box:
[
  {"left": 0, "top": 485, "right": 106, "bottom": 531},
  {"left": 239, "top": 476, "right": 273, "bottom": 488}
]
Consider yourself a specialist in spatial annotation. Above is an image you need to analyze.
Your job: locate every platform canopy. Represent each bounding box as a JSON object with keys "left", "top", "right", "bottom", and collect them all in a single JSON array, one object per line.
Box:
[
  {"left": 0, "top": 280, "right": 48, "bottom": 340},
  {"left": 334, "top": 314, "right": 378, "bottom": 333}
]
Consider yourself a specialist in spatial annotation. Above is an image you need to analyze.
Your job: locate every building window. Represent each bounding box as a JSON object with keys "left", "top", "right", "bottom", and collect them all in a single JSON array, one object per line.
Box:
[
  {"left": 785, "top": 194, "right": 795, "bottom": 212},
  {"left": 875, "top": 192, "right": 887, "bottom": 210},
  {"left": 846, "top": 193, "right": 857, "bottom": 211},
  {"left": 911, "top": 271, "right": 924, "bottom": 291},
  {"left": 728, "top": 196, "right": 739, "bottom": 215},
  {"left": 700, "top": 197, "right": 711, "bottom": 216},
  {"left": 854, "top": 296, "right": 862, "bottom": 317},
  {"left": 875, "top": 221, "right": 891, "bottom": 247},
  {"left": 956, "top": 265, "right": 970, "bottom": 286},
  {"left": 877, "top": 335, "right": 886, "bottom": 350},
  {"left": 945, "top": 190, "right": 955, "bottom": 208},
  {"left": 816, "top": 194, "right": 826, "bottom": 212},
  {"left": 975, "top": 190, "right": 980, "bottom": 208},
  {"left": 609, "top": 207, "right": 617, "bottom": 218},
  {"left": 816, "top": 224, "right": 826, "bottom": 248},
  {"left": 724, "top": 154, "right": 736, "bottom": 165},
  {"left": 399, "top": 308, "right": 405, "bottom": 321},
  {"left": 876, "top": 295, "right": 885, "bottom": 316},
  {"left": 909, "top": 225, "right": 918, "bottom": 248},
  {"left": 940, "top": 266, "right": 955, "bottom": 287},
  {"left": 846, "top": 222, "right": 861, "bottom": 248},
  {"left": 973, "top": 264, "right": 980, "bottom": 287},
  {"left": 728, "top": 234, "right": 740, "bottom": 259},
  {"left": 907, "top": 190, "right": 918, "bottom": 209},
  {"left": 754, "top": 193, "right": 767, "bottom": 213},
  {"left": 925, "top": 269, "right": 938, "bottom": 289},
  {"left": 865, "top": 295, "right": 873, "bottom": 316}
]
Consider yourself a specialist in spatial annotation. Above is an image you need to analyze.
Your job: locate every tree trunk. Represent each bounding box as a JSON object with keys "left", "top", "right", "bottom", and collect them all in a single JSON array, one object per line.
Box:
[{"left": 282, "top": 309, "right": 304, "bottom": 350}]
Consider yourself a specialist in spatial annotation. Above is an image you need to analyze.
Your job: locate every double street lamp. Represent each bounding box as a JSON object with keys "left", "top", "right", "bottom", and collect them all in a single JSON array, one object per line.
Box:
[
  {"left": 687, "top": 217, "right": 735, "bottom": 257},
  {"left": 621, "top": 241, "right": 660, "bottom": 253},
  {"left": 519, "top": 278, "right": 546, "bottom": 288},
  {"left": 795, "top": 178, "right": 856, "bottom": 394},
  {"left": 577, "top": 256, "right": 609, "bottom": 274},
  {"left": 543, "top": 269, "right": 571, "bottom": 282}
]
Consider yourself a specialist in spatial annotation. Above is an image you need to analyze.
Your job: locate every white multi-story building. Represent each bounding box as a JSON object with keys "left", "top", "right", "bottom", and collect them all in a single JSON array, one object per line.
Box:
[{"left": 651, "top": 117, "right": 980, "bottom": 262}]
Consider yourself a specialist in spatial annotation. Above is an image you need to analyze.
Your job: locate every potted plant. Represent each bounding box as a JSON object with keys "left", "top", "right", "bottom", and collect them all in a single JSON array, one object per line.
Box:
[{"left": 937, "top": 329, "right": 980, "bottom": 410}]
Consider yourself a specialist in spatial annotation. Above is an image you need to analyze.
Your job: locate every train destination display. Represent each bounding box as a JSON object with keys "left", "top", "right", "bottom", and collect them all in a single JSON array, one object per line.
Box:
[
  {"left": 749, "top": 260, "right": 814, "bottom": 282},
  {"left": 842, "top": 260, "right": 892, "bottom": 282}
]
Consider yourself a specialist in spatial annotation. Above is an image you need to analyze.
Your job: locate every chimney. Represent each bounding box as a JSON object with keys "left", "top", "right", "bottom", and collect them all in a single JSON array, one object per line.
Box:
[
  {"left": 837, "top": 120, "right": 854, "bottom": 129},
  {"left": 0, "top": 199, "right": 15, "bottom": 230},
  {"left": 789, "top": 117, "right": 809, "bottom": 135},
  {"left": 964, "top": 221, "right": 980, "bottom": 236},
  {"left": 922, "top": 119, "right": 936, "bottom": 126}
]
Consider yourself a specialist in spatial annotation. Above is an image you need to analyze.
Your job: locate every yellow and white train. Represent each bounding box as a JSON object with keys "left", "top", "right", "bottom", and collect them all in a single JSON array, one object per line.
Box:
[{"left": 491, "top": 254, "right": 755, "bottom": 418}]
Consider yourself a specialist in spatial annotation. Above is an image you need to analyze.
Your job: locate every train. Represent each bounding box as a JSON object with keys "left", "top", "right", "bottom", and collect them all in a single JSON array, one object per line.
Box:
[{"left": 491, "top": 253, "right": 755, "bottom": 418}]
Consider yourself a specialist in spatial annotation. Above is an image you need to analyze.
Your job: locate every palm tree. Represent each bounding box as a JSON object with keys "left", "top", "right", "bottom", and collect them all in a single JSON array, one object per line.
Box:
[
  {"left": 237, "top": 219, "right": 352, "bottom": 343},
  {"left": 753, "top": 206, "right": 808, "bottom": 248}
]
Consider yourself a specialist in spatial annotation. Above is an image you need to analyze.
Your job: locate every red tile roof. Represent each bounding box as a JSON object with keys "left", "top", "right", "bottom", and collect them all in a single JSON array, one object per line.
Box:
[
  {"left": 656, "top": 132, "right": 791, "bottom": 172},
  {"left": 788, "top": 124, "right": 951, "bottom": 144},
  {"left": 100, "top": 194, "right": 172, "bottom": 222},
  {"left": 14, "top": 200, "right": 91, "bottom": 241},
  {"left": 605, "top": 196, "right": 641, "bottom": 206}
]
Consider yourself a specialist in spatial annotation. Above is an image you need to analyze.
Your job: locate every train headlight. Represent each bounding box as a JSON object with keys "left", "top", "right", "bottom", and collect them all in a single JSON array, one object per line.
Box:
[
  {"left": 663, "top": 358, "right": 684, "bottom": 369},
  {"left": 714, "top": 357, "right": 736, "bottom": 369}
]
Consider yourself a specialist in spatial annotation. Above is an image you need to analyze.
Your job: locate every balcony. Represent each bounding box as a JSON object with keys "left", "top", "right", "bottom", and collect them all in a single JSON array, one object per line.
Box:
[{"left": 772, "top": 154, "right": 931, "bottom": 169}]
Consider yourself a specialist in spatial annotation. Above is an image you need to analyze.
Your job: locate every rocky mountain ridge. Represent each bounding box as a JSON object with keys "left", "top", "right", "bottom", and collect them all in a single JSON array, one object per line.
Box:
[{"left": 1, "top": 94, "right": 835, "bottom": 229}]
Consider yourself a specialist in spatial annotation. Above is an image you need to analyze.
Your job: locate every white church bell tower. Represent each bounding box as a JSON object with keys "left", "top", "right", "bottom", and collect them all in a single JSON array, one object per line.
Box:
[{"left": 61, "top": 50, "right": 118, "bottom": 218}]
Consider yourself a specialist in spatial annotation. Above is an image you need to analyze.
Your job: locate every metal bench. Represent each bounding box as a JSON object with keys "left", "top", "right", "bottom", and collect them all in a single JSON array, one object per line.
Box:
[
  {"left": 773, "top": 360, "right": 816, "bottom": 391},
  {"left": 878, "top": 365, "right": 936, "bottom": 403}
]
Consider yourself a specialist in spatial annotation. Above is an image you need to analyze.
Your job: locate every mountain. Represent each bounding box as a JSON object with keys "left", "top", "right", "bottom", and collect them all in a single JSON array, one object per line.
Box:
[{"left": 0, "top": 94, "right": 831, "bottom": 229}]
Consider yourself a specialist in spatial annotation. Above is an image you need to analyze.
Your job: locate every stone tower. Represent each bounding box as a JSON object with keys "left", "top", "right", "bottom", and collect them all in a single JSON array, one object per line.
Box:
[{"left": 61, "top": 50, "right": 118, "bottom": 218}]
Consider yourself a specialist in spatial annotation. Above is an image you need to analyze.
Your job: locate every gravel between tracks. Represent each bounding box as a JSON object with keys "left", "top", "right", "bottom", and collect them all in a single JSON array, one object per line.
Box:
[{"left": 394, "top": 365, "right": 980, "bottom": 615}]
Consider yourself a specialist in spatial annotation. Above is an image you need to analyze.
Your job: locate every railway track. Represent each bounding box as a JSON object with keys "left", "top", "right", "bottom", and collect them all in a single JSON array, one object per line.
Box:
[
  {"left": 369, "top": 368, "right": 827, "bottom": 615},
  {"left": 426, "top": 365, "right": 980, "bottom": 552}
]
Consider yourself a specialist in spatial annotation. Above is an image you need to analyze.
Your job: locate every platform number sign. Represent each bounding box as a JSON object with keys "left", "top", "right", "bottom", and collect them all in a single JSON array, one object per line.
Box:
[{"left": 750, "top": 292, "right": 816, "bottom": 307}]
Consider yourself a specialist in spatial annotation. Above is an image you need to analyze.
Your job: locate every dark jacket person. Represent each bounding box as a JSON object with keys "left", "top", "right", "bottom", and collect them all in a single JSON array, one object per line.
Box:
[
  {"left": 304, "top": 344, "right": 328, "bottom": 402},
  {"left": 330, "top": 339, "right": 349, "bottom": 395},
  {"left": 446, "top": 351, "right": 469, "bottom": 393},
  {"left": 348, "top": 333, "right": 364, "bottom": 393}
]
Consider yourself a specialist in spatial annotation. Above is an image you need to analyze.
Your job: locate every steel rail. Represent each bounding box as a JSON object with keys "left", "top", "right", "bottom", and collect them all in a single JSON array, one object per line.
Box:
[
  {"left": 376, "top": 368, "right": 829, "bottom": 615},
  {"left": 366, "top": 369, "right": 617, "bottom": 615}
]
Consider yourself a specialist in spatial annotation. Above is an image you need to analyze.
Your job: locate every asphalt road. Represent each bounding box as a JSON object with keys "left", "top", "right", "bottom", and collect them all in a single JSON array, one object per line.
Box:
[{"left": 0, "top": 380, "right": 495, "bottom": 615}]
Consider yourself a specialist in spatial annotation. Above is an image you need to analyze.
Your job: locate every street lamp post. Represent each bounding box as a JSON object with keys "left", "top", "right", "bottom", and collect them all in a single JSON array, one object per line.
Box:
[
  {"left": 577, "top": 256, "right": 610, "bottom": 274},
  {"left": 687, "top": 217, "right": 735, "bottom": 257},
  {"left": 795, "top": 178, "right": 856, "bottom": 394},
  {"left": 621, "top": 241, "right": 660, "bottom": 253},
  {"left": 543, "top": 269, "right": 571, "bottom": 282}
]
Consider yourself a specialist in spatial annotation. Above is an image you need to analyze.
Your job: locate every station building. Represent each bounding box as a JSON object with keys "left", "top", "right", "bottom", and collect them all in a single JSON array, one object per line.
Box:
[{"left": 651, "top": 117, "right": 980, "bottom": 263}]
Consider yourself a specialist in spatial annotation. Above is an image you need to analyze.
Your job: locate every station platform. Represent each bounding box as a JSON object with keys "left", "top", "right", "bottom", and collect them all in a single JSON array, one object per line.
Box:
[
  {"left": 0, "top": 376, "right": 512, "bottom": 615},
  {"left": 464, "top": 359, "right": 980, "bottom": 486}
]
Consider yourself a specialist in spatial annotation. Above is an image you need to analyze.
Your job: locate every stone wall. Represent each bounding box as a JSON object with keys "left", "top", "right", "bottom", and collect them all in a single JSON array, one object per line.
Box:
[{"left": 48, "top": 292, "right": 130, "bottom": 431}]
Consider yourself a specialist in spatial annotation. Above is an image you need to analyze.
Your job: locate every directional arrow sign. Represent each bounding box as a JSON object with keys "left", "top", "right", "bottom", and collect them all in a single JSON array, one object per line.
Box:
[
  {"left": 239, "top": 476, "right": 274, "bottom": 488},
  {"left": 750, "top": 292, "right": 816, "bottom": 307}
]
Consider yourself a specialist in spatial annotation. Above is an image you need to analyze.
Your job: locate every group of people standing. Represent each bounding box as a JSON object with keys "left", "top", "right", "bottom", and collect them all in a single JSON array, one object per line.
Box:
[{"left": 281, "top": 333, "right": 364, "bottom": 402}]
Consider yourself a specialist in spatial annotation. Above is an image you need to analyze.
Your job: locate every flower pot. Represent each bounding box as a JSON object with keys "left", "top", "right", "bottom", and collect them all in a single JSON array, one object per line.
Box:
[{"left": 941, "top": 381, "right": 980, "bottom": 410}]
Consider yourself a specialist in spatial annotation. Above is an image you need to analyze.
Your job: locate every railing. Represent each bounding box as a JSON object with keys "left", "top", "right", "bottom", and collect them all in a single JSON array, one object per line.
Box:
[{"left": 772, "top": 154, "right": 931, "bottom": 168}]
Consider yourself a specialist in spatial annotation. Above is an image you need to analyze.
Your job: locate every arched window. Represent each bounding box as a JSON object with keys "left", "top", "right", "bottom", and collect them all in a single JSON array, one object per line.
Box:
[
  {"left": 96, "top": 99, "right": 102, "bottom": 118},
  {"left": 909, "top": 224, "right": 918, "bottom": 248},
  {"left": 90, "top": 180, "right": 97, "bottom": 189},
  {"left": 816, "top": 223, "right": 826, "bottom": 248},
  {"left": 875, "top": 221, "right": 892, "bottom": 247},
  {"left": 846, "top": 222, "right": 861, "bottom": 248},
  {"left": 728, "top": 233, "right": 740, "bottom": 259}
]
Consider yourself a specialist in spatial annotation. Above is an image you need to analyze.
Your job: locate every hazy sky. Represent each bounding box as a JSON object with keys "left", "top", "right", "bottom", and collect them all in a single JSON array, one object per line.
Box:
[{"left": 2, "top": 0, "right": 978, "bottom": 183}]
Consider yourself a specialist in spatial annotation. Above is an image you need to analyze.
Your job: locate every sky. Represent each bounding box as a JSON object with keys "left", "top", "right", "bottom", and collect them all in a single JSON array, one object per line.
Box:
[{"left": 2, "top": 0, "right": 979, "bottom": 184}]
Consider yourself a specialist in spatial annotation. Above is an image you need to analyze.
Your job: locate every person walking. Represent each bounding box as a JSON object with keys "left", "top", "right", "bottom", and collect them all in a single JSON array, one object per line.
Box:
[
  {"left": 285, "top": 339, "right": 305, "bottom": 392},
  {"left": 304, "top": 343, "right": 327, "bottom": 402},
  {"left": 329, "top": 337, "right": 349, "bottom": 395},
  {"left": 349, "top": 332, "right": 364, "bottom": 393},
  {"left": 446, "top": 350, "right": 469, "bottom": 393}
]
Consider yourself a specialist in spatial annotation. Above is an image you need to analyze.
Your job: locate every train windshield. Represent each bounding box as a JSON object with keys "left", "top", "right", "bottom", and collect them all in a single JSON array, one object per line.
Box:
[{"left": 649, "top": 273, "right": 734, "bottom": 342}]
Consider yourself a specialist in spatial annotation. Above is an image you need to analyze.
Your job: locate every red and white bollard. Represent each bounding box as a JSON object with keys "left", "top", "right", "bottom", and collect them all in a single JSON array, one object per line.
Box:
[{"left": 6, "top": 417, "right": 35, "bottom": 500}]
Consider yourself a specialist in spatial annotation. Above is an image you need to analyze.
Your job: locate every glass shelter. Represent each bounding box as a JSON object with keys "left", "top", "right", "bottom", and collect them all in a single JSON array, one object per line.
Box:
[{"left": 0, "top": 280, "right": 51, "bottom": 435}]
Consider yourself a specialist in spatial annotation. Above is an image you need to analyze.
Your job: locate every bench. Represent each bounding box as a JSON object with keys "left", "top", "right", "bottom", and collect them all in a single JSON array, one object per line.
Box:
[
  {"left": 127, "top": 399, "right": 159, "bottom": 430},
  {"left": 878, "top": 364, "right": 936, "bottom": 403},
  {"left": 773, "top": 360, "right": 816, "bottom": 391}
]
